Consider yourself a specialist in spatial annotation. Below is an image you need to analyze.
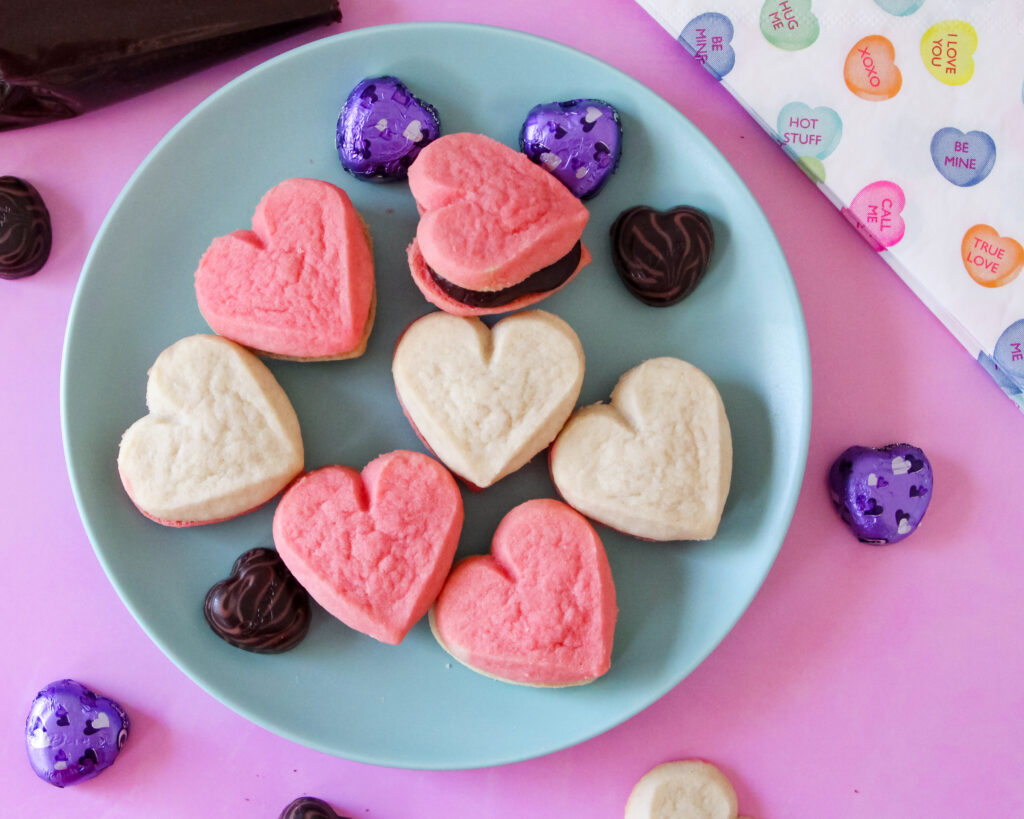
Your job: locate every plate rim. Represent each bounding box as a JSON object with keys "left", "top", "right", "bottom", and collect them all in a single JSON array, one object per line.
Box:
[{"left": 60, "top": 21, "right": 812, "bottom": 769}]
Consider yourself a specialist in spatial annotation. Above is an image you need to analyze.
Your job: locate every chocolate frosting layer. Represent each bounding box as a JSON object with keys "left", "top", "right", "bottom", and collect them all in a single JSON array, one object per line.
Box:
[
  {"left": 610, "top": 206, "right": 714, "bottom": 306},
  {"left": 279, "top": 796, "right": 349, "bottom": 819},
  {"left": 0, "top": 176, "right": 52, "bottom": 279},
  {"left": 428, "top": 241, "right": 583, "bottom": 308},
  {"left": 204, "top": 547, "right": 311, "bottom": 653},
  {"left": 0, "top": 0, "right": 341, "bottom": 130}
]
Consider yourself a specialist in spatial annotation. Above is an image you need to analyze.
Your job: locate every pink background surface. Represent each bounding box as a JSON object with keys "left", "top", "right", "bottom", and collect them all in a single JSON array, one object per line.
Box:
[{"left": 3, "top": 1, "right": 1022, "bottom": 816}]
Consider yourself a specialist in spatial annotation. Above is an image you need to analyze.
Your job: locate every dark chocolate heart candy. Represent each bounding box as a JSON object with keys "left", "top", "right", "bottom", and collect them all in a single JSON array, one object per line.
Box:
[
  {"left": 0, "top": 176, "right": 52, "bottom": 279},
  {"left": 204, "top": 547, "right": 311, "bottom": 653},
  {"left": 279, "top": 796, "right": 351, "bottom": 819},
  {"left": 827, "top": 443, "right": 933, "bottom": 543},
  {"left": 336, "top": 76, "right": 441, "bottom": 181},
  {"left": 25, "top": 679, "right": 130, "bottom": 787},
  {"left": 519, "top": 99, "right": 622, "bottom": 200},
  {"left": 610, "top": 205, "right": 714, "bottom": 306}
]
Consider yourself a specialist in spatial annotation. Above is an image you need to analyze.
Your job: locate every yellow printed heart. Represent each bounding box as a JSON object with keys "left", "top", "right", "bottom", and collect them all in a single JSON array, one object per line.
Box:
[
  {"left": 392, "top": 310, "right": 584, "bottom": 488},
  {"left": 921, "top": 21, "right": 977, "bottom": 86},
  {"left": 962, "top": 224, "right": 1024, "bottom": 287},
  {"left": 550, "top": 357, "right": 732, "bottom": 541},
  {"left": 117, "top": 335, "right": 304, "bottom": 526}
]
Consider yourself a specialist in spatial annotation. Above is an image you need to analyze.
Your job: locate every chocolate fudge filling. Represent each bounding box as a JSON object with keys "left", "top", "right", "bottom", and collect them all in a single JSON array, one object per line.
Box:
[{"left": 428, "top": 241, "right": 582, "bottom": 308}]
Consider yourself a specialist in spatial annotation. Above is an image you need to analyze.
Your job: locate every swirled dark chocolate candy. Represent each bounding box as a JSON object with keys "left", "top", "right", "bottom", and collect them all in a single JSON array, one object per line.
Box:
[
  {"left": 0, "top": 176, "right": 52, "bottom": 279},
  {"left": 279, "top": 796, "right": 350, "bottom": 819},
  {"left": 520, "top": 99, "right": 622, "bottom": 200},
  {"left": 336, "top": 76, "right": 441, "bottom": 181},
  {"left": 204, "top": 547, "right": 311, "bottom": 653},
  {"left": 610, "top": 205, "right": 714, "bottom": 306},
  {"left": 26, "top": 679, "right": 130, "bottom": 787},
  {"left": 828, "top": 444, "right": 933, "bottom": 543}
]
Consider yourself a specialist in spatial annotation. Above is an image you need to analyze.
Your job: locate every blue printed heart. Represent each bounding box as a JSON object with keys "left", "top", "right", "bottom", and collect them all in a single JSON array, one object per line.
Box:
[
  {"left": 679, "top": 13, "right": 735, "bottom": 80},
  {"left": 929, "top": 127, "right": 996, "bottom": 187},
  {"left": 777, "top": 102, "right": 842, "bottom": 159},
  {"left": 994, "top": 319, "right": 1024, "bottom": 388},
  {"left": 873, "top": 0, "right": 924, "bottom": 15}
]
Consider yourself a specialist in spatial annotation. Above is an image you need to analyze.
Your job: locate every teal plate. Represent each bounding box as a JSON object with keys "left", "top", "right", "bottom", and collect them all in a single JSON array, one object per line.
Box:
[{"left": 61, "top": 23, "right": 810, "bottom": 769}]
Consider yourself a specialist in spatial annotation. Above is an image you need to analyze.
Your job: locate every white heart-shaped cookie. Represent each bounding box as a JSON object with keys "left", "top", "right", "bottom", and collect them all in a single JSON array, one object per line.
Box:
[
  {"left": 625, "top": 760, "right": 749, "bottom": 819},
  {"left": 392, "top": 310, "right": 584, "bottom": 488},
  {"left": 550, "top": 357, "right": 731, "bottom": 541},
  {"left": 117, "top": 334, "right": 304, "bottom": 525}
]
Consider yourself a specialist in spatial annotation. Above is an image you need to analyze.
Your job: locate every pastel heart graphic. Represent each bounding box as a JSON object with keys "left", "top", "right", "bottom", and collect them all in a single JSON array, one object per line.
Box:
[
  {"left": 844, "top": 35, "right": 902, "bottom": 101},
  {"left": 195, "top": 178, "right": 375, "bottom": 360},
  {"left": 993, "top": 319, "right": 1024, "bottom": 387},
  {"left": 828, "top": 444, "right": 932, "bottom": 543},
  {"left": 273, "top": 451, "right": 463, "bottom": 645},
  {"left": 117, "top": 335, "right": 304, "bottom": 526},
  {"left": 335, "top": 75, "right": 441, "bottom": 181},
  {"left": 873, "top": 0, "right": 924, "bottom": 15},
  {"left": 777, "top": 102, "right": 842, "bottom": 159},
  {"left": 797, "top": 156, "right": 826, "bottom": 183},
  {"left": 679, "top": 13, "right": 736, "bottom": 79},
  {"left": 519, "top": 99, "right": 623, "bottom": 200},
  {"left": 393, "top": 310, "right": 584, "bottom": 489},
  {"left": 842, "top": 181, "right": 906, "bottom": 251},
  {"left": 430, "top": 499, "right": 617, "bottom": 687},
  {"left": 921, "top": 21, "right": 977, "bottom": 86},
  {"left": 961, "top": 225, "right": 1024, "bottom": 287},
  {"left": 550, "top": 357, "right": 732, "bottom": 542},
  {"left": 26, "top": 679, "right": 130, "bottom": 787},
  {"left": 930, "top": 128, "right": 996, "bottom": 186},
  {"left": 625, "top": 760, "right": 752, "bottom": 819},
  {"left": 759, "top": 0, "right": 819, "bottom": 50}
]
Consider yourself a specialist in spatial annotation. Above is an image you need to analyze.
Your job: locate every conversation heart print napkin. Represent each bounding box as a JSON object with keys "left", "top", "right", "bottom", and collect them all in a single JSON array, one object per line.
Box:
[{"left": 636, "top": 0, "right": 1024, "bottom": 413}]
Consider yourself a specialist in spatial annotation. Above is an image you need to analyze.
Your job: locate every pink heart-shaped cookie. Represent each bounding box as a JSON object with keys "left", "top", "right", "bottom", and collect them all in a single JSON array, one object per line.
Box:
[
  {"left": 272, "top": 451, "right": 463, "bottom": 645},
  {"left": 195, "top": 178, "right": 375, "bottom": 360},
  {"left": 430, "top": 499, "right": 617, "bottom": 686},
  {"left": 407, "top": 133, "right": 589, "bottom": 314}
]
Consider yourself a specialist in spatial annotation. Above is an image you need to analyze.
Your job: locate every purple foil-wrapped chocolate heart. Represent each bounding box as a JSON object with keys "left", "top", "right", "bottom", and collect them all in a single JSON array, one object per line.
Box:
[
  {"left": 519, "top": 99, "right": 622, "bottom": 200},
  {"left": 336, "top": 76, "right": 441, "bottom": 181},
  {"left": 25, "top": 679, "right": 129, "bottom": 787},
  {"left": 828, "top": 444, "right": 933, "bottom": 543}
]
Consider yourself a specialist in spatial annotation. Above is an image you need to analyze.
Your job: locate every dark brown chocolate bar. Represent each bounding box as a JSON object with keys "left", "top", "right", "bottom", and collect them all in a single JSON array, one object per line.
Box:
[{"left": 0, "top": 0, "right": 341, "bottom": 130}]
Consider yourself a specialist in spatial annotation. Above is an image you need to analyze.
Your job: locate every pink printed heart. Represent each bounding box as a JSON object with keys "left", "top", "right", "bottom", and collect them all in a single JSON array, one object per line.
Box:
[
  {"left": 430, "top": 499, "right": 617, "bottom": 687},
  {"left": 410, "top": 132, "right": 589, "bottom": 290},
  {"left": 842, "top": 181, "right": 906, "bottom": 251},
  {"left": 272, "top": 451, "right": 463, "bottom": 645},
  {"left": 195, "top": 178, "right": 375, "bottom": 360}
]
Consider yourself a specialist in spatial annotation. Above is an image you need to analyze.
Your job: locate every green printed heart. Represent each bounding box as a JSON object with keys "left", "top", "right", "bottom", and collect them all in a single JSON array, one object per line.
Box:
[
  {"left": 760, "top": 0, "right": 819, "bottom": 51},
  {"left": 777, "top": 102, "right": 842, "bottom": 159},
  {"left": 921, "top": 21, "right": 977, "bottom": 86}
]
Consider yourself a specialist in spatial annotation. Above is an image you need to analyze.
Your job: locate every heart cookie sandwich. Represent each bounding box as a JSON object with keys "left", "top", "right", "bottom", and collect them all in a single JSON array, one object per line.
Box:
[{"left": 406, "top": 132, "right": 590, "bottom": 315}]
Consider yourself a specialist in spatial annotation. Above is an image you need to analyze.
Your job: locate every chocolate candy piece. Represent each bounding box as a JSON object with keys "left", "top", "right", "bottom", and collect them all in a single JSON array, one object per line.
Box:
[
  {"left": 520, "top": 99, "right": 622, "bottom": 200},
  {"left": 1, "top": 0, "right": 341, "bottom": 130},
  {"left": 0, "top": 176, "right": 52, "bottom": 279},
  {"left": 204, "top": 547, "right": 311, "bottom": 653},
  {"left": 279, "top": 797, "right": 350, "bottom": 819},
  {"left": 610, "top": 205, "right": 714, "bottom": 307},
  {"left": 25, "top": 679, "right": 129, "bottom": 787},
  {"left": 336, "top": 76, "right": 441, "bottom": 181},
  {"left": 428, "top": 241, "right": 583, "bottom": 308},
  {"left": 828, "top": 444, "right": 933, "bottom": 543}
]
